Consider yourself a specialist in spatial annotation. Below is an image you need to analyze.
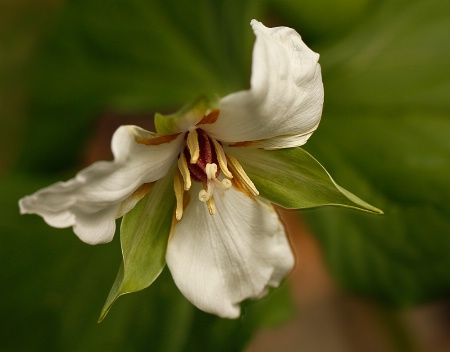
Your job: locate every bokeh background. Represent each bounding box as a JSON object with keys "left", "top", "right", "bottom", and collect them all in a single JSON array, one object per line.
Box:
[{"left": 1, "top": 0, "right": 449, "bottom": 351}]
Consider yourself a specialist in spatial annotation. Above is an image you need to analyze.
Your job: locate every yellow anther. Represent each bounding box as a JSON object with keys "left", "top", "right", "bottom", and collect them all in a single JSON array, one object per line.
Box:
[
  {"left": 211, "top": 139, "right": 233, "bottom": 179},
  {"left": 226, "top": 154, "right": 259, "bottom": 197},
  {"left": 206, "top": 197, "right": 216, "bottom": 215},
  {"left": 186, "top": 129, "right": 200, "bottom": 164},
  {"left": 174, "top": 171, "right": 184, "bottom": 221},
  {"left": 177, "top": 153, "right": 191, "bottom": 190}
]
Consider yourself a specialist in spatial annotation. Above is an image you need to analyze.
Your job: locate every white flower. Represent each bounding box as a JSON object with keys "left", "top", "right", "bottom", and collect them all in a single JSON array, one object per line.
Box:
[{"left": 19, "top": 20, "right": 324, "bottom": 318}]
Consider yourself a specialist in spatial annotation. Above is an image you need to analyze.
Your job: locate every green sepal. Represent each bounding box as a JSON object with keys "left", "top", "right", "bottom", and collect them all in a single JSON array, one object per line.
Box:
[
  {"left": 155, "top": 94, "right": 220, "bottom": 135},
  {"left": 230, "top": 147, "right": 382, "bottom": 214},
  {"left": 98, "top": 171, "right": 176, "bottom": 322}
]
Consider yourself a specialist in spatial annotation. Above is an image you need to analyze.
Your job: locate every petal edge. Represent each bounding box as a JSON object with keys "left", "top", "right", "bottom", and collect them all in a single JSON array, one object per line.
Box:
[
  {"left": 206, "top": 20, "right": 324, "bottom": 148},
  {"left": 167, "top": 183, "right": 294, "bottom": 318}
]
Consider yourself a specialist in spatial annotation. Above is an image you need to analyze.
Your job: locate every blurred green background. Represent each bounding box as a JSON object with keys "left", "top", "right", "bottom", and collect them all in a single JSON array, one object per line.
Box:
[{"left": 1, "top": 0, "right": 449, "bottom": 351}]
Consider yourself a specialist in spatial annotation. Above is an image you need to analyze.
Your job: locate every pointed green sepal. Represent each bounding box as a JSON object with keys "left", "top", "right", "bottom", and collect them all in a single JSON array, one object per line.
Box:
[
  {"left": 230, "top": 147, "right": 383, "bottom": 214},
  {"left": 98, "top": 171, "right": 176, "bottom": 322},
  {"left": 155, "top": 94, "right": 220, "bottom": 135}
]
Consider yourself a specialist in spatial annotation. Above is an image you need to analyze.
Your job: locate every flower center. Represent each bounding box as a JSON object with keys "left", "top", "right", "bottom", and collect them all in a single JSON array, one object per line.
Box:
[
  {"left": 183, "top": 128, "right": 220, "bottom": 183},
  {"left": 174, "top": 128, "right": 259, "bottom": 220}
]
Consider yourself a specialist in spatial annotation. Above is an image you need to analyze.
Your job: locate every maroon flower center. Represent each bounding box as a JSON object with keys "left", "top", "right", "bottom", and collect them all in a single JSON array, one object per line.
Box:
[{"left": 183, "top": 129, "right": 220, "bottom": 183}]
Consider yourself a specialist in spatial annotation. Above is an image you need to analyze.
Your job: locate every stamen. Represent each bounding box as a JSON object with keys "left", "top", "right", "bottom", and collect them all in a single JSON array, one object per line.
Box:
[
  {"left": 226, "top": 154, "right": 259, "bottom": 196},
  {"left": 206, "top": 197, "right": 216, "bottom": 215},
  {"left": 198, "top": 163, "right": 230, "bottom": 213},
  {"left": 211, "top": 139, "right": 233, "bottom": 178},
  {"left": 177, "top": 153, "right": 191, "bottom": 190},
  {"left": 186, "top": 129, "right": 200, "bottom": 164},
  {"left": 180, "top": 129, "right": 235, "bottom": 216},
  {"left": 174, "top": 170, "right": 184, "bottom": 220}
]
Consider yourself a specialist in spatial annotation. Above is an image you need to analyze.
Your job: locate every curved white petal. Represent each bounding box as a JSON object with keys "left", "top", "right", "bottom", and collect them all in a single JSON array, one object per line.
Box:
[
  {"left": 166, "top": 183, "right": 294, "bottom": 318},
  {"left": 72, "top": 206, "right": 120, "bottom": 244},
  {"left": 205, "top": 20, "right": 323, "bottom": 148},
  {"left": 19, "top": 126, "right": 184, "bottom": 244}
]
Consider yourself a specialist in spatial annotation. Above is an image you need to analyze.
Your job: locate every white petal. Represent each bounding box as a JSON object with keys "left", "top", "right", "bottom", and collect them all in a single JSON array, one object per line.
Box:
[
  {"left": 205, "top": 20, "right": 323, "bottom": 148},
  {"left": 72, "top": 206, "right": 120, "bottom": 244},
  {"left": 19, "top": 126, "right": 184, "bottom": 244},
  {"left": 166, "top": 183, "right": 294, "bottom": 318}
]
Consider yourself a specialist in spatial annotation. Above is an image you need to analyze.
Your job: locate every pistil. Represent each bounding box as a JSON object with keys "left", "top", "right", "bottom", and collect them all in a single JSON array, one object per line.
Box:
[
  {"left": 174, "top": 127, "right": 257, "bottom": 219},
  {"left": 198, "top": 163, "right": 232, "bottom": 215}
]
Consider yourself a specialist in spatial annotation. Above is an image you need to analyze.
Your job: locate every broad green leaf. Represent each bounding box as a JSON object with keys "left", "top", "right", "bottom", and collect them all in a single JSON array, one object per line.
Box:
[
  {"left": 275, "top": 0, "right": 450, "bottom": 307},
  {"left": 304, "top": 111, "right": 450, "bottom": 306},
  {"left": 6, "top": 1, "right": 297, "bottom": 350},
  {"left": 2, "top": 173, "right": 295, "bottom": 351},
  {"left": 313, "top": 113, "right": 450, "bottom": 208},
  {"left": 18, "top": 0, "right": 262, "bottom": 174},
  {"left": 306, "top": 205, "right": 450, "bottom": 307},
  {"left": 229, "top": 147, "right": 382, "bottom": 214},
  {"left": 0, "top": 1, "right": 62, "bottom": 173},
  {"left": 99, "top": 172, "right": 176, "bottom": 322},
  {"left": 320, "top": 0, "right": 450, "bottom": 111},
  {"left": 268, "top": 0, "right": 372, "bottom": 39}
]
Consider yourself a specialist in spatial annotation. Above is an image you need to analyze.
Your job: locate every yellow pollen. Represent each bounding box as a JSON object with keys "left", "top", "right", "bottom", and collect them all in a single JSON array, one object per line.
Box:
[
  {"left": 174, "top": 170, "right": 184, "bottom": 220},
  {"left": 186, "top": 129, "right": 200, "bottom": 164},
  {"left": 177, "top": 153, "right": 191, "bottom": 190},
  {"left": 226, "top": 154, "right": 259, "bottom": 196},
  {"left": 179, "top": 129, "right": 235, "bottom": 217},
  {"left": 206, "top": 197, "right": 216, "bottom": 215},
  {"left": 211, "top": 138, "right": 233, "bottom": 179}
]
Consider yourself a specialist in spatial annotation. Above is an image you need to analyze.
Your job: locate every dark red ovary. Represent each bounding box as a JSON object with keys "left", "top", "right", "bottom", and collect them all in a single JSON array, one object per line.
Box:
[{"left": 184, "top": 129, "right": 220, "bottom": 183}]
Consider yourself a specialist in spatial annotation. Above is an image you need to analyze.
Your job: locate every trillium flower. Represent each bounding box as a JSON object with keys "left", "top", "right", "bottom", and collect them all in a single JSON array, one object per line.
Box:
[{"left": 19, "top": 20, "right": 382, "bottom": 320}]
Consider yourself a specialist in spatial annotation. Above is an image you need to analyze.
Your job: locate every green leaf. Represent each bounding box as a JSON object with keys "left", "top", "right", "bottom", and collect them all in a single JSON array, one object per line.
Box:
[
  {"left": 268, "top": 0, "right": 372, "bottom": 39},
  {"left": 2, "top": 172, "right": 296, "bottom": 351},
  {"left": 320, "top": 0, "right": 450, "bottom": 111},
  {"left": 6, "top": 1, "right": 296, "bottom": 350},
  {"left": 99, "top": 172, "right": 176, "bottom": 322},
  {"left": 230, "top": 147, "right": 382, "bottom": 214},
  {"left": 0, "top": 1, "right": 62, "bottom": 174},
  {"left": 242, "top": 283, "right": 296, "bottom": 329},
  {"left": 18, "top": 0, "right": 262, "bottom": 174},
  {"left": 298, "top": 0, "right": 450, "bottom": 306},
  {"left": 304, "top": 110, "right": 450, "bottom": 306},
  {"left": 306, "top": 204, "right": 450, "bottom": 307},
  {"left": 155, "top": 94, "right": 220, "bottom": 135},
  {"left": 273, "top": 0, "right": 450, "bottom": 307}
]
